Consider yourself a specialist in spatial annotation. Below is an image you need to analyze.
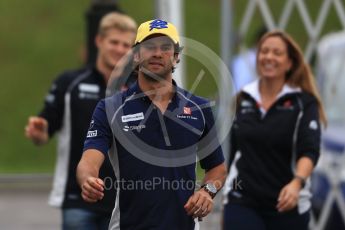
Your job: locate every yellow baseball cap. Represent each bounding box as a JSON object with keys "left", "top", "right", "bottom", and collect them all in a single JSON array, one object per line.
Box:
[{"left": 134, "top": 19, "right": 180, "bottom": 45}]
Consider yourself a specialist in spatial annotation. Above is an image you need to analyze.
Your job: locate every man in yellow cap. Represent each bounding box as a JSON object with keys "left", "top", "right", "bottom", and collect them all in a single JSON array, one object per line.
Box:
[{"left": 77, "top": 19, "right": 227, "bottom": 229}]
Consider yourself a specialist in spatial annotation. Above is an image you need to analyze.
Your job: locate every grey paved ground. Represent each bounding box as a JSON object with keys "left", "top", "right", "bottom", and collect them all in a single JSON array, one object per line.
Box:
[
  {"left": 0, "top": 174, "right": 60, "bottom": 230},
  {"left": 0, "top": 174, "right": 222, "bottom": 230}
]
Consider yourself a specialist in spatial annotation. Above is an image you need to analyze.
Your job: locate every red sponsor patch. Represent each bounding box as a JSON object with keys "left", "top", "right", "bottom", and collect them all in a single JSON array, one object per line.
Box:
[
  {"left": 283, "top": 100, "right": 292, "bottom": 108},
  {"left": 183, "top": 107, "right": 192, "bottom": 115}
]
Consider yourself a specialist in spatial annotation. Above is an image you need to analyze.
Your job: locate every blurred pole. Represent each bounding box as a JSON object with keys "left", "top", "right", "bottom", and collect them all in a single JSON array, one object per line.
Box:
[
  {"left": 86, "top": 0, "right": 121, "bottom": 65},
  {"left": 219, "top": 0, "right": 234, "bottom": 162},
  {"left": 155, "top": 0, "right": 185, "bottom": 88},
  {"left": 221, "top": 0, "right": 233, "bottom": 88}
]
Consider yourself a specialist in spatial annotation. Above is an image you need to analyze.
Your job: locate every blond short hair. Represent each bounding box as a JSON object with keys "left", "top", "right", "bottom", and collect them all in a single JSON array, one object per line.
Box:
[{"left": 98, "top": 12, "right": 137, "bottom": 36}]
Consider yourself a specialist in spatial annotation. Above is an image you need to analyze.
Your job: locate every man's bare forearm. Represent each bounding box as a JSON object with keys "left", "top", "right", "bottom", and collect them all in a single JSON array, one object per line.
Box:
[
  {"left": 77, "top": 149, "right": 106, "bottom": 202},
  {"left": 77, "top": 149, "right": 105, "bottom": 186},
  {"left": 202, "top": 163, "right": 227, "bottom": 190}
]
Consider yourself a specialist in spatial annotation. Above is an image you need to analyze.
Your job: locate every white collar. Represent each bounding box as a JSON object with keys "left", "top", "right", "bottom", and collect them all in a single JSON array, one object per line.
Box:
[{"left": 242, "top": 79, "right": 301, "bottom": 104}]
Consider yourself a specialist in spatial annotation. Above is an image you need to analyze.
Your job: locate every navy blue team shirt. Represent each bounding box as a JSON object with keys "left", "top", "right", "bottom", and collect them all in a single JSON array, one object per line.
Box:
[{"left": 84, "top": 81, "right": 224, "bottom": 230}]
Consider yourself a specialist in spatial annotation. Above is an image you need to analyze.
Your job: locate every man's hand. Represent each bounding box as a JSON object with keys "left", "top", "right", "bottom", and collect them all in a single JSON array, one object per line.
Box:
[
  {"left": 80, "top": 177, "right": 105, "bottom": 203},
  {"left": 276, "top": 178, "right": 302, "bottom": 212},
  {"left": 25, "top": 116, "right": 49, "bottom": 145},
  {"left": 77, "top": 149, "right": 105, "bottom": 203},
  {"left": 184, "top": 189, "right": 214, "bottom": 219}
]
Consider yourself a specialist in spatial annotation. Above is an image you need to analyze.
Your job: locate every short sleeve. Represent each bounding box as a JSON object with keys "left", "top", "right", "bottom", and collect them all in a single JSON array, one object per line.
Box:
[
  {"left": 198, "top": 106, "right": 225, "bottom": 171},
  {"left": 83, "top": 99, "right": 113, "bottom": 155}
]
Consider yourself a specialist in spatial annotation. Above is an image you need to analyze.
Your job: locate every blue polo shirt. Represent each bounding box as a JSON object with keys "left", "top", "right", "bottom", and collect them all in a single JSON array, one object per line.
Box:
[{"left": 84, "top": 81, "right": 224, "bottom": 230}]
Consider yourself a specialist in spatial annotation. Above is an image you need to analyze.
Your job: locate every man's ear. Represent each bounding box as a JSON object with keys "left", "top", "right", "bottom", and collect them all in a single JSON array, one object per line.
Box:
[
  {"left": 133, "top": 51, "right": 140, "bottom": 63},
  {"left": 95, "top": 35, "right": 102, "bottom": 49},
  {"left": 173, "top": 53, "right": 180, "bottom": 65}
]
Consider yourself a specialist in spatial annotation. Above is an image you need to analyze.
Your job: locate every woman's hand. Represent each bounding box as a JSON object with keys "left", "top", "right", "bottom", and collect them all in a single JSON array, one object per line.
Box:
[{"left": 276, "top": 178, "right": 303, "bottom": 212}]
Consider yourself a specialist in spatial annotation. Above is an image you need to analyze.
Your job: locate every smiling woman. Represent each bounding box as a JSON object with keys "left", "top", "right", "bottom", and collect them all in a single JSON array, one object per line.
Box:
[
  {"left": 223, "top": 30, "right": 326, "bottom": 230},
  {"left": 256, "top": 31, "right": 327, "bottom": 124},
  {"left": 257, "top": 36, "right": 292, "bottom": 81}
]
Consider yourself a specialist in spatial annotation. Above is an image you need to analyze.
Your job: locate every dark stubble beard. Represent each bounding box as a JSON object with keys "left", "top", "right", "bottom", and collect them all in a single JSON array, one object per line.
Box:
[{"left": 140, "top": 65, "right": 171, "bottom": 82}]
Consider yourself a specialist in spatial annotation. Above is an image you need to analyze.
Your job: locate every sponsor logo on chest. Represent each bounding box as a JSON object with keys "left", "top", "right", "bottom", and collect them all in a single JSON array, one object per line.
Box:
[
  {"left": 276, "top": 99, "right": 295, "bottom": 111},
  {"left": 123, "top": 124, "right": 146, "bottom": 132},
  {"left": 121, "top": 112, "right": 145, "bottom": 122},
  {"left": 78, "top": 83, "right": 100, "bottom": 100},
  {"left": 240, "top": 100, "right": 256, "bottom": 114},
  {"left": 177, "top": 107, "right": 198, "bottom": 120}
]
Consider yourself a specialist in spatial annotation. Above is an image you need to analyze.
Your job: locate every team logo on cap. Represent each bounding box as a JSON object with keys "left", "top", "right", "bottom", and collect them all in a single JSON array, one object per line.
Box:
[{"left": 149, "top": 19, "right": 168, "bottom": 31}]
